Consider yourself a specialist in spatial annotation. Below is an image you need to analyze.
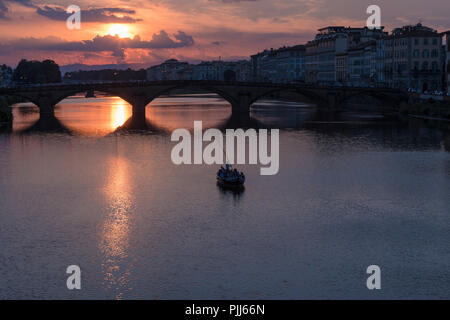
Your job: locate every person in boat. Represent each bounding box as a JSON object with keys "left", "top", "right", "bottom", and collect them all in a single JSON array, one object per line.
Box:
[{"left": 217, "top": 163, "right": 245, "bottom": 186}]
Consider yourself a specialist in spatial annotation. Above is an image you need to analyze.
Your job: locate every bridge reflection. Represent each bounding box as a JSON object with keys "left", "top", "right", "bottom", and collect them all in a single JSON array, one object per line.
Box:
[
  {"left": 7, "top": 96, "right": 449, "bottom": 154},
  {"left": 114, "top": 114, "right": 169, "bottom": 134},
  {"left": 18, "top": 113, "right": 72, "bottom": 134}
]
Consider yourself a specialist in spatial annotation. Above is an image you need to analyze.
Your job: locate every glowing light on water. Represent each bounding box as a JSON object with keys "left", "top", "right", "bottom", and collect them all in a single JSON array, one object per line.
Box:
[
  {"left": 110, "top": 99, "right": 131, "bottom": 130},
  {"left": 100, "top": 157, "right": 135, "bottom": 299}
]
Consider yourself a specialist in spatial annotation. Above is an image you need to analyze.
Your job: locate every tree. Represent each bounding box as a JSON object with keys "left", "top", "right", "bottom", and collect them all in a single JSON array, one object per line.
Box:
[
  {"left": 13, "top": 59, "right": 62, "bottom": 84},
  {"left": 0, "top": 64, "right": 13, "bottom": 85},
  {"left": 42, "top": 60, "right": 62, "bottom": 83}
]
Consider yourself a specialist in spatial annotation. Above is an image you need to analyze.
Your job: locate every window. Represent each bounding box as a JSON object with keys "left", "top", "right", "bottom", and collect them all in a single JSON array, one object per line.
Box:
[
  {"left": 424, "top": 38, "right": 429, "bottom": 45},
  {"left": 432, "top": 38, "right": 438, "bottom": 45},
  {"left": 422, "top": 61, "right": 428, "bottom": 70},
  {"left": 413, "top": 49, "right": 420, "bottom": 57},
  {"left": 414, "top": 38, "right": 419, "bottom": 45},
  {"left": 432, "top": 61, "right": 438, "bottom": 71},
  {"left": 431, "top": 49, "right": 438, "bottom": 57},
  {"left": 422, "top": 50, "right": 429, "bottom": 58},
  {"left": 414, "top": 61, "right": 419, "bottom": 70}
]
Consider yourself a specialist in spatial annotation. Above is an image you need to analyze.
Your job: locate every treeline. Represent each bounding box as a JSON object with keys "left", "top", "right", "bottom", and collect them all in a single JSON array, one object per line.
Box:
[
  {"left": 1, "top": 64, "right": 12, "bottom": 75},
  {"left": 12, "top": 59, "right": 62, "bottom": 84},
  {"left": 64, "top": 68, "right": 147, "bottom": 82}
]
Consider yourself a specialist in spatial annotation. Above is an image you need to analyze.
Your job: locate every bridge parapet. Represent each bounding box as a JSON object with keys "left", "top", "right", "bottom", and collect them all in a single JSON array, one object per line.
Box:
[{"left": 0, "top": 81, "right": 409, "bottom": 118}]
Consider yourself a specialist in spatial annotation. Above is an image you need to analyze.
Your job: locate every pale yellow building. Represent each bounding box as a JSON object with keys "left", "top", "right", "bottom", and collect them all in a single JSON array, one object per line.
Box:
[{"left": 384, "top": 24, "right": 443, "bottom": 92}]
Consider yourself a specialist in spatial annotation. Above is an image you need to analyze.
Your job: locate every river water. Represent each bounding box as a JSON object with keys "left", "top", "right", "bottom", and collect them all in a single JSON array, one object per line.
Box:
[{"left": 0, "top": 94, "right": 449, "bottom": 299}]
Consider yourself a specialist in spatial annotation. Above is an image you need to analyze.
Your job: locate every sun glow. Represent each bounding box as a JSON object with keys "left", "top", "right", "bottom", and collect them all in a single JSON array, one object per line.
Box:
[
  {"left": 111, "top": 99, "right": 131, "bottom": 129},
  {"left": 106, "top": 24, "right": 132, "bottom": 38}
]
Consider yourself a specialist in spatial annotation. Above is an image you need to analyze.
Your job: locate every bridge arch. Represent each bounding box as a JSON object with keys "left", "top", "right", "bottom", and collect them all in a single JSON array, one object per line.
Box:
[
  {"left": 1, "top": 82, "right": 410, "bottom": 120},
  {"left": 336, "top": 90, "right": 408, "bottom": 112},
  {"left": 143, "top": 84, "right": 238, "bottom": 108},
  {"left": 50, "top": 88, "right": 135, "bottom": 107},
  {"left": 248, "top": 87, "right": 327, "bottom": 107},
  {"left": 2, "top": 88, "right": 136, "bottom": 117},
  {"left": 0, "top": 93, "right": 41, "bottom": 108}
]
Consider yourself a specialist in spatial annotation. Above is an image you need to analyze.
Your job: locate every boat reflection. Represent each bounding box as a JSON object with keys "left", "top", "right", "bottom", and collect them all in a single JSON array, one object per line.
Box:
[{"left": 216, "top": 181, "right": 245, "bottom": 199}]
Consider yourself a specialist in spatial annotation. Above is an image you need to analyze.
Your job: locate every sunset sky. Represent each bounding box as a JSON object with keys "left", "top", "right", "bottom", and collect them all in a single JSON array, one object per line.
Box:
[{"left": 0, "top": 0, "right": 449, "bottom": 68}]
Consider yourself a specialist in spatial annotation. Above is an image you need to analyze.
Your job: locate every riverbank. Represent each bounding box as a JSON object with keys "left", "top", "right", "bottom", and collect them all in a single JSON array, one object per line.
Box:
[
  {"left": 400, "top": 99, "right": 450, "bottom": 120},
  {"left": 396, "top": 99, "right": 450, "bottom": 133}
]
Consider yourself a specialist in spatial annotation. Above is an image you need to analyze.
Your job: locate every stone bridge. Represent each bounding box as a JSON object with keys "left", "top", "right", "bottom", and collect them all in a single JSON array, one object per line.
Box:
[{"left": 0, "top": 80, "right": 409, "bottom": 117}]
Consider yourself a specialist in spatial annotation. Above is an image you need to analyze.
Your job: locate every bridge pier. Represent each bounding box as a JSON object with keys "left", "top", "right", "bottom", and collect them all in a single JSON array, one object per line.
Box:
[
  {"left": 20, "top": 94, "right": 57, "bottom": 117},
  {"left": 39, "top": 104, "right": 55, "bottom": 116},
  {"left": 231, "top": 92, "right": 252, "bottom": 118},
  {"left": 37, "top": 101, "right": 56, "bottom": 117},
  {"left": 321, "top": 92, "right": 341, "bottom": 110},
  {"left": 132, "top": 103, "right": 147, "bottom": 117},
  {"left": 128, "top": 95, "right": 152, "bottom": 119}
]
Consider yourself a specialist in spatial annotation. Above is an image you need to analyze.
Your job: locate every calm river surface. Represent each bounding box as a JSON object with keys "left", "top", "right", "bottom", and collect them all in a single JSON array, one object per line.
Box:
[{"left": 0, "top": 94, "right": 449, "bottom": 299}]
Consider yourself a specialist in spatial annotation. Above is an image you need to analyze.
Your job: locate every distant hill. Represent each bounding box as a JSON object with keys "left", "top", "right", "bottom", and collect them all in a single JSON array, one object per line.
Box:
[{"left": 60, "top": 63, "right": 149, "bottom": 75}]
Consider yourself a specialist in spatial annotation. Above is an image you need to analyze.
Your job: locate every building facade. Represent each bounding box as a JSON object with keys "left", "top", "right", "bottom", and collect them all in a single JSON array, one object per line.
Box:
[
  {"left": 147, "top": 59, "right": 251, "bottom": 82},
  {"left": 444, "top": 31, "right": 450, "bottom": 93},
  {"left": 384, "top": 23, "right": 443, "bottom": 92},
  {"left": 305, "top": 26, "right": 386, "bottom": 85},
  {"left": 224, "top": 60, "right": 251, "bottom": 82},
  {"left": 375, "top": 38, "right": 387, "bottom": 87},
  {"left": 145, "top": 23, "right": 449, "bottom": 92},
  {"left": 335, "top": 52, "right": 348, "bottom": 84},
  {"left": 147, "top": 59, "right": 191, "bottom": 81},
  {"left": 251, "top": 45, "right": 305, "bottom": 83},
  {"left": 347, "top": 41, "right": 377, "bottom": 87}
]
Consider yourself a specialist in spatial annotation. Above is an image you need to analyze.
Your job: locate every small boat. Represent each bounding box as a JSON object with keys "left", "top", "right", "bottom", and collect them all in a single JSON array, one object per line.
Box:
[{"left": 217, "top": 164, "right": 245, "bottom": 188}]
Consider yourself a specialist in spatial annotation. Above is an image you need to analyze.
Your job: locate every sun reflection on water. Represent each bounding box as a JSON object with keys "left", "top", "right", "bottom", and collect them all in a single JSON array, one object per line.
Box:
[
  {"left": 100, "top": 156, "right": 135, "bottom": 299},
  {"left": 110, "top": 98, "right": 131, "bottom": 130},
  {"left": 11, "top": 96, "right": 133, "bottom": 135}
]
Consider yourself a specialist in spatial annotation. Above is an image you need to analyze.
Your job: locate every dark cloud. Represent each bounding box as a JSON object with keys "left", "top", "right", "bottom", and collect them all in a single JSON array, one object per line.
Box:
[
  {"left": 0, "top": 2, "right": 8, "bottom": 20},
  {"left": 0, "top": 0, "right": 35, "bottom": 20},
  {"left": 0, "top": 1, "right": 142, "bottom": 23},
  {"left": 0, "top": 31, "right": 195, "bottom": 61},
  {"left": 36, "top": 5, "right": 142, "bottom": 23}
]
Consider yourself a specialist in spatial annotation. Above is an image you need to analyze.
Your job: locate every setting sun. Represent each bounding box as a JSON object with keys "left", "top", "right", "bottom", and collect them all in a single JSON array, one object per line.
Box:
[{"left": 106, "top": 24, "right": 132, "bottom": 38}]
